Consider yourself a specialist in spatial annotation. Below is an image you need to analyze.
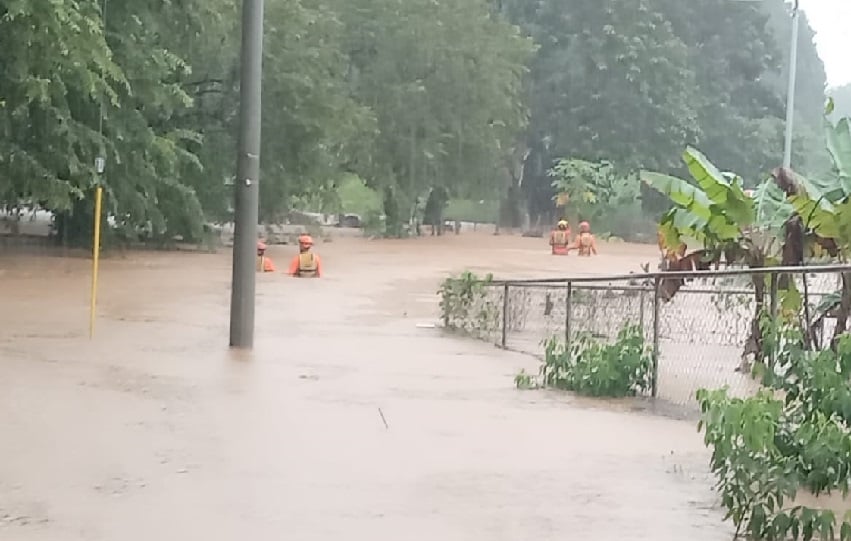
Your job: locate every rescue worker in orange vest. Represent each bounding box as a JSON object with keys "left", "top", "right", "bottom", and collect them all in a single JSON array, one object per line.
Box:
[
  {"left": 549, "top": 220, "right": 571, "bottom": 255},
  {"left": 256, "top": 241, "right": 276, "bottom": 272},
  {"left": 288, "top": 234, "right": 322, "bottom": 278},
  {"left": 569, "top": 221, "right": 598, "bottom": 256}
]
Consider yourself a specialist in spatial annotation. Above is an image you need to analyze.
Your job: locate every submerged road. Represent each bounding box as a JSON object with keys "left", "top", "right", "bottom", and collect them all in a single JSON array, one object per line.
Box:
[{"left": 0, "top": 235, "right": 732, "bottom": 540}]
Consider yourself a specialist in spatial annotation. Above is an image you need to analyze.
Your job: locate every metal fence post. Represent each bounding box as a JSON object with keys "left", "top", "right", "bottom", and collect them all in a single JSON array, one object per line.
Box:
[
  {"left": 652, "top": 275, "right": 661, "bottom": 398},
  {"left": 501, "top": 283, "right": 509, "bottom": 349},
  {"left": 565, "top": 281, "right": 573, "bottom": 348},
  {"left": 769, "top": 270, "right": 778, "bottom": 367},
  {"left": 801, "top": 268, "right": 812, "bottom": 350}
]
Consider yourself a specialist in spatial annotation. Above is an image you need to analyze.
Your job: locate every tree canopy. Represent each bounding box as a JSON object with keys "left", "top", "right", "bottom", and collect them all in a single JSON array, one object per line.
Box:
[
  {"left": 497, "top": 0, "right": 829, "bottom": 222},
  {"left": 0, "top": 0, "right": 833, "bottom": 242}
]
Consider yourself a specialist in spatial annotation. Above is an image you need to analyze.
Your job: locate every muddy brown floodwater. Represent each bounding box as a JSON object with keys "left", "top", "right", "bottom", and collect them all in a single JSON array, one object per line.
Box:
[{"left": 1, "top": 232, "right": 734, "bottom": 540}]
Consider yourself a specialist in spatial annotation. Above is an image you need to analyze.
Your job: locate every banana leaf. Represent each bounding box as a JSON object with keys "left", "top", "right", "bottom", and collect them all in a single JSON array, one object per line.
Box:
[
  {"left": 805, "top": 174, "right": 848, "bottom": 203},
  {"left": 753, "top": 179, "right": 791, "bottom": 223},
  {"left": 683, "top": 147, "right": 754, "bottom": 227},
  {"left": 658, "top": 212, "right": 682, "bottom": 248},
  {"left": 642, "top": 171, "right": 712, "bottom": 218},
  {"left": 660, "top": 210, "right": 704, "bottom": 248},
  {"left": 706, "top": 214, "right": 741, "bottom": 242},
  {"left": 752, "top": 179, "right": 792, "bottom": 235},
  {"left": 788, "top": 193, "right": 839, "bottom": 239}
]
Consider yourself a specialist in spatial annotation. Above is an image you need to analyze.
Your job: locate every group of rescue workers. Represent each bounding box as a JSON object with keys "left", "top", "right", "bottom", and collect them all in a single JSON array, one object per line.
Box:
[
  {"left": 256, "top": 234, "right": 322, "bottom": 277},
  {"left": 549, "top": 219, "right": 598, "bottom": 256},
  {"left": 256, "top": 221, "right": 592, "bottom": 275}
]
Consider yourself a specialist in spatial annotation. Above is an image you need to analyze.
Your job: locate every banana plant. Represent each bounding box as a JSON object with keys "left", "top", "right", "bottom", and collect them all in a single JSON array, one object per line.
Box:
[
  {"left": 643, "top": 147, "right": 794, "bottom": 364},
  {"left": 779, "top": 105, "right": 851, "bottom": 256},
  {"left": 770, "top": 102, "right": 851, "bottom": 346},
  {"left": 643, "top": 146, "right": 764, "bottom": 270},
  {"left": 644, "top": 104, "right": 851, "bottom": 354}
]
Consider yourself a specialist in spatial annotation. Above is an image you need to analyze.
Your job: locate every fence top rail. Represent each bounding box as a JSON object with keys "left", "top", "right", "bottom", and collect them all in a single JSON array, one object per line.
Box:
[
  {"left": 459, "top": 264, "right": 851, "bottom": 286},
  {"left": 500, "top": 282, "right": 833, "bottom": 296}
]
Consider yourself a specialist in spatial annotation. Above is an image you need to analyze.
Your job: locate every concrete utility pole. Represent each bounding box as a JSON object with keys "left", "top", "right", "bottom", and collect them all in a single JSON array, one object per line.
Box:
[
  {"left": 229, "top": 0, "right": 265, "bottom": 348},
  {"left": 782, "top": 0, "right": 800, "bottom": 170}
]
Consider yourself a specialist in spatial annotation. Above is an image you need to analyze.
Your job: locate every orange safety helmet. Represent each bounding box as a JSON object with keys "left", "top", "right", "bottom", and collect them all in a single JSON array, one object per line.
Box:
[
  {"left": 297, "top": 234, "right": 314, "bottom": 247},
  {"left": 257, "top": 241, "right": 268, "bottom": 252},
  {"left": 579, "top": 221, "right": 590, "bottom": 233}
]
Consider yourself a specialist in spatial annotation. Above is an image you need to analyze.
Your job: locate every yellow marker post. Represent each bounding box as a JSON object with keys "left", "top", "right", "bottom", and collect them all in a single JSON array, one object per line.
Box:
[{"left": 89, "top": 185, "right": 104, "bottom": 339}]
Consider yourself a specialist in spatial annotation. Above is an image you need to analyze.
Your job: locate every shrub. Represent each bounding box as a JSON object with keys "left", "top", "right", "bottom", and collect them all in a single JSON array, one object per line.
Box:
[
  {"left": 438, "top": 271, "right": 499, "bottom": 337},
  {"left": 697, "top": 318, "right": 851, "bottom": 540},
  {"left": 525, "top": 324, "right": 653, "bottom": 397},
  {"left": 514, "top": 369, "right": 536, "bottom": 390}
]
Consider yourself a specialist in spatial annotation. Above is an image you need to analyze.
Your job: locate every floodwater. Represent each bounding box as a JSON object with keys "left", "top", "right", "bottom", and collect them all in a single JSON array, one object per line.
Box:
[{"left": 0, "top": 232, "right": 733, "bottom": 540}]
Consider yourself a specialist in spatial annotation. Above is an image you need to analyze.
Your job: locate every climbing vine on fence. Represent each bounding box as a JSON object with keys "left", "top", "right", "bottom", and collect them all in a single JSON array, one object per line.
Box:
[{"left": 438, "top": 271, "right": 499, "bottom": 338}]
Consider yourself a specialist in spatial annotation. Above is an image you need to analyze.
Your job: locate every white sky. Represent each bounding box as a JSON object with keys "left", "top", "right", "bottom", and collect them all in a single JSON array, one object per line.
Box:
[{"left": 800, "top": 0, "right": 851, "bottom": 88}]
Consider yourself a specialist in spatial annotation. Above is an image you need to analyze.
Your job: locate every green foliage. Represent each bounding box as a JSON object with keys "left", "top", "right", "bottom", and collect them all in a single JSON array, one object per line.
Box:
[
  {"left": 339, "top": 0, "right": 535, "bottom": 207},
  {"left": 752, "top": 177, "right": 795, "bottom": 240},
  {"left": 502, "top": 0, "right": 829, "bottom": 222},
  {"left": 697, "top": 327, "right": 851, "bottom": 539},
  {"left": 549, "top": 159, "right": 640, "bottom": 221},
  {"left": 0, "top": 0, "right": 533, "bottom": 245},
  {"left": 443, "top": 199, "right": 499, "bottom": 224},
  {"left": 534, "top": 325, "right": 653, "bottom": 398},
  {"left": 0, "top": 0, "right": 120, "bottom": 211},
  {"left": 1, "top": 0, "right": 833, "bottom": 248},
  {"left": 643, "top": 147, "right": 757, "bottom": 254},
  {"left": 337, "top": 175, "right": 382, "bottom": 218},
  {"left": 547, "top": 158, "right": 654, "bottom": 239},
  {"left": 514, "top": 369, "right": 537, "bottom": 390},
  {"left": 258, "top": 0, "right": 373, "bottom": 222},
  {"left": 438, "top": 271, "right": 498, "bottom": 337},
  {"left": 760, "top": 326, "right": 851, "bottom": 440},
  {"left": 0, "top": 0, "right": 214, "bottom": 245},
  {"left": 780, "top": 111, "right": 851, "bottom": 255}
]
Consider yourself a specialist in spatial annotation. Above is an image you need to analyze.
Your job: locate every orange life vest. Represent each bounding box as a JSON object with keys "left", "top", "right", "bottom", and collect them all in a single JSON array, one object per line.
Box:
[
  {"left": 297, "top": 252, "right": 318, "bottom": 277},
  {"left": 577, "top": 233, "right": 594, "bottom": 256},
  {"left": 256, "top": 256, "right": 275, "bottom": 272}
]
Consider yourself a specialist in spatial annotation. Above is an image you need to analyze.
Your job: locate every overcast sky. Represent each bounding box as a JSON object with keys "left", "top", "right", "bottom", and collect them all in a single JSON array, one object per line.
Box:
[{"left": 800, "top": 0, "right": 851, "bottom": 88}]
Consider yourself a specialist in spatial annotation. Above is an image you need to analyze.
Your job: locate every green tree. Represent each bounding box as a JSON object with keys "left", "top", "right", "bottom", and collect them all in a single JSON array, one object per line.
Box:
[
  {"left": 337, "top": 0, "right": 534, "bottom": 212},
  {"left": 0, "top": 0, "right": 225, "bottom": 245},
  {"left": 495, "top": 0, "right": 829, "bottom": 223},
  {"left": 549, "top": 158, "right": 642, "bottom": 236},
  {"left": 258, "top": 0, "right": 375, "bottom": 222},
  {"left": 0, "top": 0, "right": 121, "bottom": 221}
]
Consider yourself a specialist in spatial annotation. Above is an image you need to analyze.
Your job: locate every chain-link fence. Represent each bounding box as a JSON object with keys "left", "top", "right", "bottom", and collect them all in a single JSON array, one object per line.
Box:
[{"left": 449, "top": 265, "right": 851, "bottom": 412}]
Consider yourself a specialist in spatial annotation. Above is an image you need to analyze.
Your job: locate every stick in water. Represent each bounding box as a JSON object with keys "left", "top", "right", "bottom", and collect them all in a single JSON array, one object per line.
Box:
[{"left": 378, "top": 407, "right": 389, "bottom": 430}]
